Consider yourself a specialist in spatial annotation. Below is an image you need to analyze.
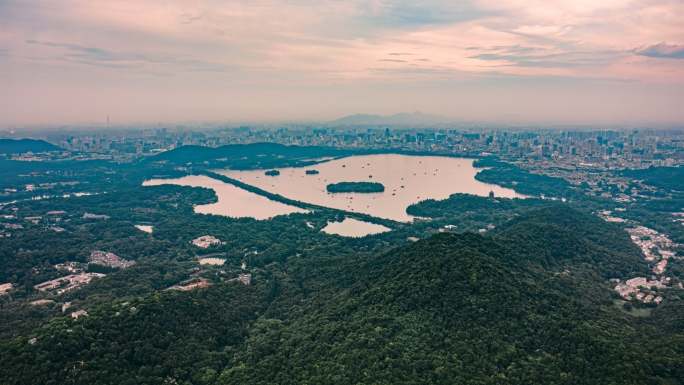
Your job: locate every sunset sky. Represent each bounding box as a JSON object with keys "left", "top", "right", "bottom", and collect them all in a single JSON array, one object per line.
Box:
[{"left": 1, "top": 0, "right": 683, "bottom": 125}]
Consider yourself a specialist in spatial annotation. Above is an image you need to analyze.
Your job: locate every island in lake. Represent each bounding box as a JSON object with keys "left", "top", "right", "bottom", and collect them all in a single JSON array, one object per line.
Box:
[
  {"left": 326, "top": 181, "right": 385, "bottom": 193},
  {"left": 265, "top": 170, "right": 280, "bottom": 176},
  {"left": 305, "top": 170, "right": 319, "bottom": 175}
]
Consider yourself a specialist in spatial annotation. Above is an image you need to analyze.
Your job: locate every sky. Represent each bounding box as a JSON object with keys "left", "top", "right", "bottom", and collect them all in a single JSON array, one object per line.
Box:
[{"left": 1, "top": 0, "right": 683, "bottom": 126}]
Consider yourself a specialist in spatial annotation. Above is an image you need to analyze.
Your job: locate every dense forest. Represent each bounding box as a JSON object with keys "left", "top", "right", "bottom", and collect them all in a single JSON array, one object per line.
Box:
[
  {"left": 619, "top": 166, "right": 684, "bottom": 192},
  {"left": 2, "top": 206, "right": 684, "bottom": 384}
]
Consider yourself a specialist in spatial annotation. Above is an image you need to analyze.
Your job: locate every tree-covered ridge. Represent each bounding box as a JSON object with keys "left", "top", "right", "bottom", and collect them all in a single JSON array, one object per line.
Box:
[
  {"left": 470, "top": 158, "right": 575, "bottom": 198},
  {"left": 0, "top": 282, "right": 263, "bottom": 385},
  {"left": 0, "top": 139, "right": 63, "bottom": 154},
  {"left": 407, "top": 193, "right": 550, "bottom": 218},
  {"left": 146, "top": 142, "right": 349, "bottom": 169},
  {"left": 619, "top": 166, "right": 684, "bottom": 192},
  {"left": 326, "top": 182, "right": 385, "bottom": 193},
  {"left": 218, "top": 212, "right": 674, "bottom": 384},
  {"left": 494, "top": 206, "right": 649, "bottom": 280}
]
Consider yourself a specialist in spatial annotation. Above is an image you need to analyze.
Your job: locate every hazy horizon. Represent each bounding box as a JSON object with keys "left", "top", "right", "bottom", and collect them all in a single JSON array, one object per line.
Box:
[{"left": 1, "top": 0, "right": 683, "bottom": 126}]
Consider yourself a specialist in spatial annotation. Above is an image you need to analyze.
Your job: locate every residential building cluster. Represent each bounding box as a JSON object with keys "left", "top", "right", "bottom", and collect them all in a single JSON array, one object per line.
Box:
[
  {"left": 626, "top": 226, "right": 678, "bottom": 262},
  {"left": 609, "top": 224, "right": 681, "bottom": 304},
  {"left": 90, "top": 250, "right": 136, "bottom": 268},
  {"left": 192, "top": 235, "right": 224, "bottom": 248},
  {"left": 34, "top": 272, "right": 106, "bottom": 294},
  {"left": 614, "top": 276, "right": 667, "bottom": 304}
]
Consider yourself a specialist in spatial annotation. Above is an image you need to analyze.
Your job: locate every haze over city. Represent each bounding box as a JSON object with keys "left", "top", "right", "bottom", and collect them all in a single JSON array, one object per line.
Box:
[{"left": 1, "top": 0, "right": 684, "bottom": 126}]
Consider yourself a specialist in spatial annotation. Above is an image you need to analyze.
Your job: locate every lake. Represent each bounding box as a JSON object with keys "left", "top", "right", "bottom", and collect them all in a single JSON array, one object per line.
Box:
[
  {"left": 218, "top": 154, "right": 524, "bottom": 221},
  {"left": 143, "top": 175, "right": 308, "bottom": 219},
  {"left": 321, "top": 218, "right": 391, "bottom": 237}
]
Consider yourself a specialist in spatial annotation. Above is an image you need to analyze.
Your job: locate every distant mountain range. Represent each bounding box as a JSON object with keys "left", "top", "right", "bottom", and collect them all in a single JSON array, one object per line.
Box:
[
  {"left": 0, "top": 139, "right": 62, "bottom": 154},
  {"left": 328, "top": 111, "right": 454, "bottom": 125}
]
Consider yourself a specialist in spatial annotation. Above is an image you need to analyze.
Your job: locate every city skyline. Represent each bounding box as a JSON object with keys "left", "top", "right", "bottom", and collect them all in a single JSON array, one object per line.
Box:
[{"left": 1, "top": 0, "right": 683, "bottom": 126}]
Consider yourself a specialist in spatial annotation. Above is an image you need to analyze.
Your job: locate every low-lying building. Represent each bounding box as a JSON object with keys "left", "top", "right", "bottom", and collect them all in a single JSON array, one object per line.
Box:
[
  {"left": 615, "top": 277, "right": 648, "bottom": 298},
  {"left": 229, "top": 274, "right": 251, "bottom": 285},
  {"left": 34, "top": 273, "right": 106, "bottom": 294},
  {"left": 0, "top": 283, "right": 11, "bottom": 295},
  {"left": 192, "top": 235, "right": 223, "bottom": 248},
  {"left": 71, "top": 310, "right": 88, "bottom": 319},
  {"left": 83, "top": 213, "right": 110, "bottom": 220},
  {"left": 54, "top": 262, "right": 82, "bottom": 273},
  {"left": 653, "top": 259, "right": 668, "bottom": 274}
]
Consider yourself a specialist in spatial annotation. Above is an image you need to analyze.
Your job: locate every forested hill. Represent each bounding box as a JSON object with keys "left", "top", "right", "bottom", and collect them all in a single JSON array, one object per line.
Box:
[
  {"left": 494, "top": 205, "right": 649, "bottom": 278},
  {"left": 0, "top": 282, "right": 264, "bottom": 384},
  {"left": 0, "top": 139, "right": 62, "bottom": 154},
  {"left": 619, "top": 166, "right": 684, "bottom": 192},
  {"left": 220, "top": 207, "right": 668, "bottom": 384},
  {"left": 2, "top": 205, "right": 684, "bottom": 384},
  {"left": 146, "top": 142, "right": 350, "bottom": 169}
]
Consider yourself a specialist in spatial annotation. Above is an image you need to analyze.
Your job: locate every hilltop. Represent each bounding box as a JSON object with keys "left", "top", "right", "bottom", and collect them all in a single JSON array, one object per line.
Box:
[
  {"left": 146, "top": 142, "right": 348, "bottom": 169},
  {"left": 219, "top": 206, "right": 663, "bottom": 384},
  {"left": 0, "top": 139, "right": 62, "bottom": 154}
]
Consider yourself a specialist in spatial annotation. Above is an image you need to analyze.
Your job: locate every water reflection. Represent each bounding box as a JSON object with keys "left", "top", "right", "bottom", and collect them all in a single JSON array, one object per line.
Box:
[
  {"left": 218, "top": 154, "right": 524, "bottom": 221},
  {"left": 321, "top": 218, "right": 391, "bottom": 237},
  {"left": 143, "top": 175, "right": 308, "bottom": 219}
]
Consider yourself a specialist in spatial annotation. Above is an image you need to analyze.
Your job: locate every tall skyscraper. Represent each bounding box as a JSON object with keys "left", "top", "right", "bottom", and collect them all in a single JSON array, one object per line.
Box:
[{"left": 106, "top": 116, "right": 109, "bottom": 126}]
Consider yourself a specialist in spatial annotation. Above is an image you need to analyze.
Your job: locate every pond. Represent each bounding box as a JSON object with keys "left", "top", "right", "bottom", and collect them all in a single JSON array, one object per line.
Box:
[
  {"left": 135, "top": 225, "right": 153, "bottom": 233},
  {"left": 218, "top": 154, "right": 524, "bottom": 221},
  {"left": 321, "top": 218, "right": 391, "bottom": 237},
  {"left": 199, "top": 258, "right": 227, "bottom": 265},
  {"left": 143, "top": 175, "right": 308, "bottom": 220}
]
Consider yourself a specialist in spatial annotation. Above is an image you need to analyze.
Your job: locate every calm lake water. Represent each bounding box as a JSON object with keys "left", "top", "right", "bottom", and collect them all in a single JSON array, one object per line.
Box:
[
  {"left": 199, "top": 258, "right": 226, "bottom": 265},
  {"left": 143, "top": 175, "right": 308, "bottom": 219},
  {"left": 218, "top": 154, "right": 524, "bottom": 221},
  {"left": 134, "top": 225, "right": 153, "bottom": 233},
  {"left": 321, "top": 218, "right": 391, "bottom": 237}
]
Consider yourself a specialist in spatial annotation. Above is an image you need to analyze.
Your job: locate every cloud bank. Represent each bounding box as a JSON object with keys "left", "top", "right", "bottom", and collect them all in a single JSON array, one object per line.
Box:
[
  {"left": 634, "top": 43, "right": 684, "bottom": 59},
  {"left": 0, "top": 0, "right": 683, "bottom": 125}
]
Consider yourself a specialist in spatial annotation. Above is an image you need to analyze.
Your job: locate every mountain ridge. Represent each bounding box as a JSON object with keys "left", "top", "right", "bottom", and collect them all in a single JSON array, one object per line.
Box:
[
  {"left": 328, "top": 111, "right": 454, "bottom": 125},
  {"left": 0, "top": 139, "right": 63, "bottom": 154}
]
